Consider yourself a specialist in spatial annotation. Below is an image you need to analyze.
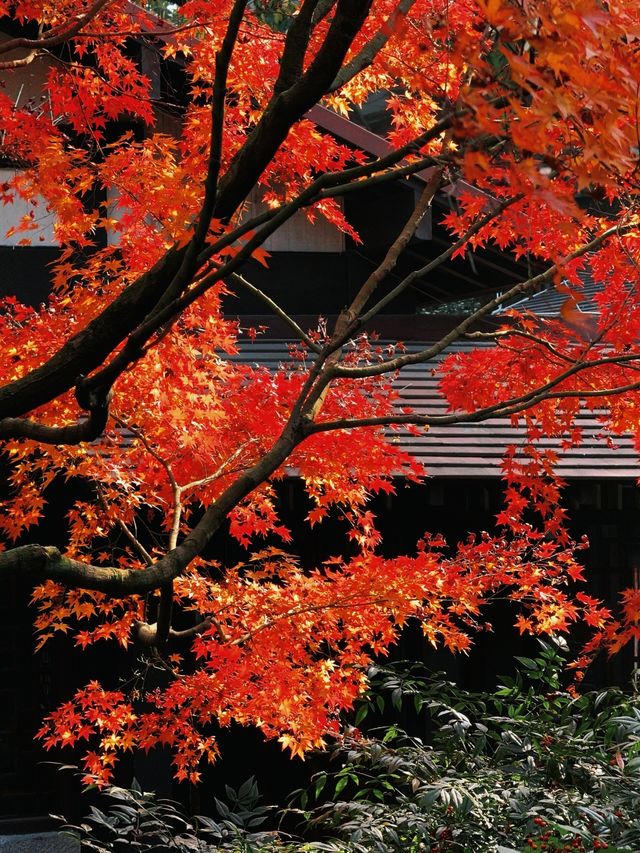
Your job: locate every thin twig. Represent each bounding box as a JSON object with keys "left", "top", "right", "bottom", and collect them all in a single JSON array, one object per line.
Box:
[
  {"left": 229, "top": 273, "right": 322, "bottom": 352},
  {"left": 232, "top": 595, "right": 390, "bottom": 646},
  {"left": 94, "top": 481, "right": 154, "bottom": 566}
]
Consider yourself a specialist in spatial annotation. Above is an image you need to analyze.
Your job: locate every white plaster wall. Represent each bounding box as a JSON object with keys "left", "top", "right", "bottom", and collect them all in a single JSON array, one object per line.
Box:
[
  {"left": 246, "top": 188, "right": 345, "bottom": 253},
  {"left": 0, "top": 169, "right": 57, "bottom": 247}
]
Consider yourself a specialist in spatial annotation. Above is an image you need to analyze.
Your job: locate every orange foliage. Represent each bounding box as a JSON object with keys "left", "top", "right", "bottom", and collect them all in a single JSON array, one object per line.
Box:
[{"left": 0, "top": 0, "right": 640, "bottom": 783}]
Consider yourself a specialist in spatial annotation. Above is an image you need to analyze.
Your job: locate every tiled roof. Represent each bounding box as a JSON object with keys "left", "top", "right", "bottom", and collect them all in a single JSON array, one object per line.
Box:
[
  {"left": 501, "top": 265, "right": 633, "bottom": 317},
  {"left": 506, "top": 281, "right": 602, "bottom": 316},
  {"left": 232, "top": 339, "right": 639, "bottom": 480}
]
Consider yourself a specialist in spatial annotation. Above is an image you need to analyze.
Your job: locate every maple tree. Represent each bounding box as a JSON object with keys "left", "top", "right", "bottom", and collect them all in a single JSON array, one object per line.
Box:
[{"left": 1, "top": 0, "right": 640, "bottom": 786}]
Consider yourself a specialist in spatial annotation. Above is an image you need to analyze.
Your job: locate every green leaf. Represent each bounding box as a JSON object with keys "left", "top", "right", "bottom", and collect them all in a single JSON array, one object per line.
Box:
[
  {"left": 515, "top": 656, "right": 540, "bottom": 671},
  {"left": 334, "top": 776, "right": 349, "bottom": 797},
  {"left": 314, "top": 773, "right": 327, "bottom": 799},
  {"left": 391, "top": 688, "right": 402, "bottom": 711},
  {"left": 214, "top": 798, "right": 230, "bottom": 818},
  {"left": 354, "top": 703, "right": 369, "bottom": 726}
]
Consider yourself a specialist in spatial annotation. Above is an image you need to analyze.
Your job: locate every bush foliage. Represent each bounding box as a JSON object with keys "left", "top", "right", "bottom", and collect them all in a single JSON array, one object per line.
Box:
[
  {"left": 295, "top": 642, "right": 640, "bottom": 852},
  {"left": 59, "top": 642, "right": 640, "bottom": 852}
]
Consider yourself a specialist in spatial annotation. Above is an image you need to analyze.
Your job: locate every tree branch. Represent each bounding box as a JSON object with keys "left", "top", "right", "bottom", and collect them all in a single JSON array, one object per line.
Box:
[
  {"left": 151, "top": 442, "right": 256, "bottom": 646},
  {"left": 0, "top": 0, "right": 114, "bottom": 56},
  {"left": 273, "top": 0, "right": 323, "bottom": 96},
  {"left": 94, "top": 481, "right": 154, "bottom": 567},
  {"left": 211, "top": 0, "right": 374, "bottom": 222},
  {"left": 155, "top": 583, "right": 174, "bottom": 650},
  {"left": 1, "top": 0, "right": 419, "bottom": 425},
  {"left": 191, "top": 141, "right": 445, "bottom": 277},
  {"left": 0, "top": 245, "right": 185, "bottom": 420},
  {"left": 115, "top": 520, "right": 154, "bottom": 567},
  {"left": 0, "top": 109, "right": 451, "bottom": 425},
  {"left": 168, "top": 618, "right": 213, "bottom": 641},
  {"left": 0, "top": 394, "right": 110, "bottom": 444},
  {"left": 303, "top": 351, "right": 640, "bottom": 435},
  {"left": 329, "top": 223, "right": 637, "bottom": 380},
  {"left": 230, "top": 273, "right": 322, "bottom": 352},
  {"left": 0, "top": 421, "right": 301, "bottom": 594},
  {"left": 232, "top": 594, "right": 389, "bottom": 646},
  {"left": 466, "top": 329, "right": 577, "bottom": 365},
  {"left": 359, "top": 192, "right": 524, "bottom": 323},
  {"left": 77, "top": 127, "right": 451, "bottom": 401},
  {"left": 311, "top": 0, "right": 337, "bottom": 24},
  {"left": 0, "top": 53, "right": 38, "bottom": 71},
  {"left": 351, "top": 163, "right": 447, "bottom": 318},
  {"left": 329, "top": 0, "right": 417, "bottom": 92},
  {"left": 301, "top": 163, "right": 446, "bottom": 421},
  {"left": 155, "top": 0, "right": 249, "bottom": 313},
  {"left": 0, "top": 544, "right": 178, "bottom": 593}
]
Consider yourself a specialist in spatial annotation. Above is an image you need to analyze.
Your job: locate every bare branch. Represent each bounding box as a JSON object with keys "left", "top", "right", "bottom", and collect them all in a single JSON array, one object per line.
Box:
[
  {"left": 301, "top": 375, "right": 640, "bottom": 435},
  {"left": 230, "top": 274, "right": 323, "bottom": 352},
  {"left": 330, "top": 223, "right": 638, "bottom": 380},
  {"left": 301, "top": 163, "right": 446, "bottom": 421},
  {"left": 359, "top": 192, "right": 524, "bottom": 323},
  {"left": 94, "top": 482, "right": 155, "bottom": 567},
  {"left": 115, "top": 520, "right": 154, "bottom": 567},
  {"left": 0, "top": 53, "right": 37, "bottom": 71},
  {"left": 169, "top": 618, "right": 213, "bottom": 641},
  {"left": 465, "top": 329, "right": 577, "bottom": 365},
  {"left": 351, "top": 163, "right": 447, "bottom": 318},
  {"left": 116, "top": 417, "right": 179, "bottom": 496},
  {"left": 303, "top": 350, "right": 640, "bottom": 435},
  {"left": 180, "top": 440, "right": 258, "bottom": 496}
]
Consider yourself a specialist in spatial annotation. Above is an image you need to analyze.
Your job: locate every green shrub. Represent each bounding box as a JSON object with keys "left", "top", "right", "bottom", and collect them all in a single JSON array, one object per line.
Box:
[
  {"left": 57, "top": 776, "right": 280, "bottom": 852},
  {"left": 296, "top": 641, "right": 640, "bottom": 852}
]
